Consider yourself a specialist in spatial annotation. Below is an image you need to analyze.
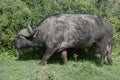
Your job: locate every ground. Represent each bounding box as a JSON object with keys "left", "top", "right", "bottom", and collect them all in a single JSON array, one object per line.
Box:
[{"left": 0, "top": 55, "right": 120, "bottom": 80}]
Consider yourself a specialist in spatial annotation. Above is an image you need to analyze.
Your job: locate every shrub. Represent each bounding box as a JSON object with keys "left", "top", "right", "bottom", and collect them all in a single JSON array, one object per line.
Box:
[
  {"left": 0, "top": 0, "right": 32, "bottom": 57},
  {"left": 0, "top": 0, "right": 120, "bottom": 60}
]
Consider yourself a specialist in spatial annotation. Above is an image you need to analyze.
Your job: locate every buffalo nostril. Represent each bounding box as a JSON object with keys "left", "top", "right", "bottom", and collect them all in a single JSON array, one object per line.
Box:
[
  {"left": 13, "top": 42, "right": 17, "bottom": 49},
  {"left": 13, "top": 45, "right": 16, "bottom": 49},
  {"left": 13, "top": 43, "right": 15, "bottom": 48},
  {"left": 13, "top": 45, "right": 15, "bottom": 49}
]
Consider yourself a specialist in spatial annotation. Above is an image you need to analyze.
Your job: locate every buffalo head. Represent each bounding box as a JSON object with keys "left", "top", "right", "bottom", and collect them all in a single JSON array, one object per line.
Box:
[{"left": 14, "top": 25, "right": 39, "bottom": 49}]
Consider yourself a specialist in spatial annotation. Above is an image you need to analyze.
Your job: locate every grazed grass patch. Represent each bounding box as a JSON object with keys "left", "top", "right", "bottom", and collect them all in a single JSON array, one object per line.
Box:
[{"left": 0, "top": 56, "right": 120, "bottom": 80}]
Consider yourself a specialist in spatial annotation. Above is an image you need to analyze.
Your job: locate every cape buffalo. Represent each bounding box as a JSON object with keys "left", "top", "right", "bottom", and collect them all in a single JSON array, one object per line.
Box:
[{"left": 14, "top": 14, "right": 113, "bottom": 67}]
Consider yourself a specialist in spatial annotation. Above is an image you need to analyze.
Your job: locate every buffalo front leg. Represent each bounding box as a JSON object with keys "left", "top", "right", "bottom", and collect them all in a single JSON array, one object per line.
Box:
[
  {"left": 98, "top": 44, "right": 107, "bottom": 67},
  {"left": 61, "top": 50, "right": 68, "bottom": 64},
  {"left": 39, "top": 48, "right": 55, "bottom": 66}
]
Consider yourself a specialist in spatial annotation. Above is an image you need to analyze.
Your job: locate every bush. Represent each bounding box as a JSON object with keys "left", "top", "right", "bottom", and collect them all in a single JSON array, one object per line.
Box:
[
  {"left": 0, "top": 0, "right": 32, "bottom": 57},
  {"left": 0, "top": 0, "right": 120, "bottom": 60},
  {"left": 107, "top": 17, "right": 120, "bottom": 55}
]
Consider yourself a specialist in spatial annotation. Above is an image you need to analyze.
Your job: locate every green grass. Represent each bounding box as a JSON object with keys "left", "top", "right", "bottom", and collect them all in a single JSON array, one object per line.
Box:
[{"left": 0, "top": 56, "right": 120, "bottom": 80}]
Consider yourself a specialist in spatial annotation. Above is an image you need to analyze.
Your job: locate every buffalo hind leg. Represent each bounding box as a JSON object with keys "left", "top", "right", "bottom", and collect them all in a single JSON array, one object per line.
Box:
[
  {"left": 106, "top": 43, "right": 112, "bottom": 65},
  {"left": 98, "top": 47, "right": 107, "bottom": 67},
  {"left": 61, "top": 50, "right": 68, "bottom": 64},
  {"left": 97, "top": 42, "right": 107, "bottom": 67}
]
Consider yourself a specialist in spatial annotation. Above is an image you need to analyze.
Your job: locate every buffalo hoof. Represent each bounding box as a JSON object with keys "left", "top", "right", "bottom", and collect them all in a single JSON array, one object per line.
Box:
[
  {"left": 108, "top": 62, "right": 112, "bottom": 66},
  {"left": 97, "top": 64, "right": 103, "bottom": 67},
  {"left": 109, "top": 63, "right": 112, "bottom": 66},
  {"left": 62, "top": 62, "right": 67, "bottom": 65},
  {"left": 38, "top": 62, "right": 47, "bottom": 66}
]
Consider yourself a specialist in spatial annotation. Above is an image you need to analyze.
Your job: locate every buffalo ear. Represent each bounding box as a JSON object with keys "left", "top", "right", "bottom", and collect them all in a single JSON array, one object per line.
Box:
[
  {"left": 33, "top": 30, "right": 39, "bottom": 38},
  {"left": 19, "top": 24, "right": 34, "bottom": 37}
]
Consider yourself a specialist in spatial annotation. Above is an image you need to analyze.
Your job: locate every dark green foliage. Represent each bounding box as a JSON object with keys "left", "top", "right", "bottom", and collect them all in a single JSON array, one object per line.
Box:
[
  {"left": 0, "top": 0, "right": 32, "bottom": 52},
  {"left": 0, "top": 0, "right": 120, "bottom": 59}
]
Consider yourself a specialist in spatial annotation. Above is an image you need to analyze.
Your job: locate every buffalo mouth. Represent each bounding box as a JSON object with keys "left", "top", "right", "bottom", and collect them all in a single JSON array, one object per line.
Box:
[{"left": 13, "top": 44, "right": 30, "bottom": 50}]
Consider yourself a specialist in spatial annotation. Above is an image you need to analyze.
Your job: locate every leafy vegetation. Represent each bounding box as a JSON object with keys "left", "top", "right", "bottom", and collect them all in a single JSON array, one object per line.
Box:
[{"left": 0, "top": 0, "right": 120, "bottom": 58}]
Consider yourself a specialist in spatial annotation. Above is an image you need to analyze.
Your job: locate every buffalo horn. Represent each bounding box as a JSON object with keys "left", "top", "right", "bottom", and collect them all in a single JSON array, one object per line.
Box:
[{"left": 28, "top": 24, "right": 33, "bottom": 35}]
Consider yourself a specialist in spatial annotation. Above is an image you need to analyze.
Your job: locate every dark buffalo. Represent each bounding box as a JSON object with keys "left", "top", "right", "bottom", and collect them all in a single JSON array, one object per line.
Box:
[{"left": 14, "top": 14, "right": 113, "bottom": 67}]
